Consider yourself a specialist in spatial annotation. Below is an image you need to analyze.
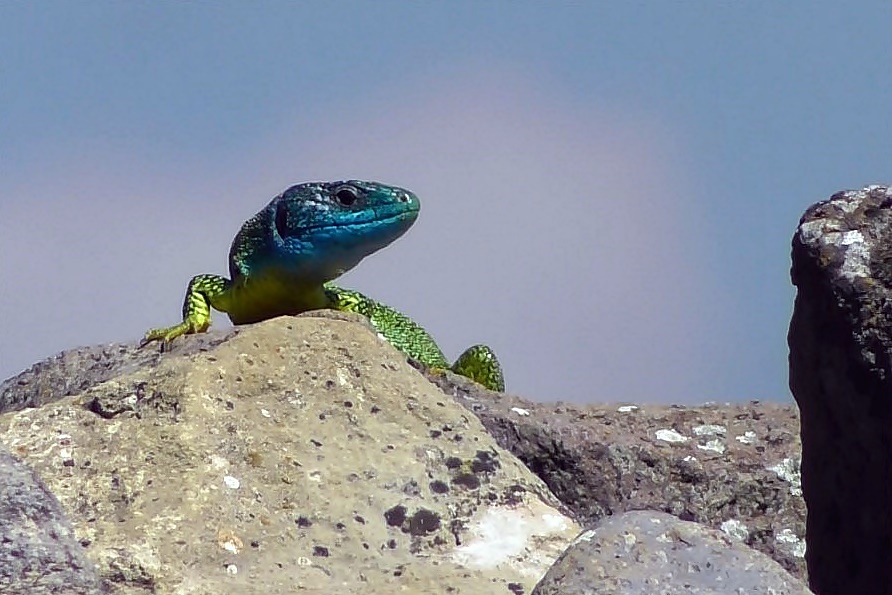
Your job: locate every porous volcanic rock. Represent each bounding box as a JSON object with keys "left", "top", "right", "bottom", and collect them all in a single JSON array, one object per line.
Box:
[
  {"left": 429, "top": 372, "right": 807, "bottom": 581},
  {"left": 0, "top": 449, "right": 106, "bottom": 594},
  {"left": 789, "top": 185, "right": 892, "bottom": 595},
  {"left": 1, "top": 305, "right": 813, "bottom": 593},
  {"left": 0, "top": 314, "right": 579, "bottom": 594}
]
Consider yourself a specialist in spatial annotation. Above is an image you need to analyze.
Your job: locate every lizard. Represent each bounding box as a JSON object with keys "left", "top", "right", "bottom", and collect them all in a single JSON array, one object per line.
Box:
[{"left": 140, "top": 180, "right": 505, "bottom": 392}]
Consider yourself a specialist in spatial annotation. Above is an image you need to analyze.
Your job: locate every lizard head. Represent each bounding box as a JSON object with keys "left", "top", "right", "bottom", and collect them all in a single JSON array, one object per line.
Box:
[{"left": 233, "top": 180, "right": 421, "bottom": 282}]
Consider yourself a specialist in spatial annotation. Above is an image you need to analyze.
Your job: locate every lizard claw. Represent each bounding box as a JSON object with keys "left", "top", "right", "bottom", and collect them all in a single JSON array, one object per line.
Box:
[
  {"left": 140, "top": 318, "right": 209, "bottom": 350},
  {"left": 140, "top": 324, "right": 187, "bottom": 350}
]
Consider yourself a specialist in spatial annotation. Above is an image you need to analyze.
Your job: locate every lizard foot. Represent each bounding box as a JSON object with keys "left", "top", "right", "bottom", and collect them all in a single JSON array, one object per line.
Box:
[
  {"left": 451, "top": 344, "right": 505, "bottom": 392},
  {"left": 140, "top": 319, "right": 208, "bottom": 349}
]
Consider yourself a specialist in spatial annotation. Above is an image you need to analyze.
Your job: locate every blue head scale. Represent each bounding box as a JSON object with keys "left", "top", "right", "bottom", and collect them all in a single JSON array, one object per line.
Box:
[{"left": 266, "top": 180, "right": 420, "bottom": 281}]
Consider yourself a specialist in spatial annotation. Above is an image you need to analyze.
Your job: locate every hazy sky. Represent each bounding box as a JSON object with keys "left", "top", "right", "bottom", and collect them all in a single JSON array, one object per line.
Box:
[{"left": 2, "top": 3, "right": 891, "bottom": 404}]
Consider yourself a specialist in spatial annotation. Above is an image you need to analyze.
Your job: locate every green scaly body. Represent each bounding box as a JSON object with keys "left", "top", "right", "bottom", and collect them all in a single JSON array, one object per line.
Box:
[{"left": 141, "top": 180, "right": 504, "bottom": 392}]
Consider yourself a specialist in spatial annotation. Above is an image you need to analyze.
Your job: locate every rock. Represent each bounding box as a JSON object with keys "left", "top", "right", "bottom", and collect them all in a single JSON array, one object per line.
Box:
[
  {"left": 0, "top": 329, "right": 237, "bottom": 415},
  {"left": 531, "top": 511, "right": 813, "bottom": 595},
  {"left": 1, "top": 306, "right": 812, "bottom": 593},
  {"left": 789, "top": 185, "right": 892, "bottom": 595},
  {"left": 429, "top": 373, "right": 807, "bottom": 581},
  {"left": 0, "top": 313, "right": 579, "bottom": 594},
  {"left": 0, "top": 449, "right": 105, "bottom": 594}
]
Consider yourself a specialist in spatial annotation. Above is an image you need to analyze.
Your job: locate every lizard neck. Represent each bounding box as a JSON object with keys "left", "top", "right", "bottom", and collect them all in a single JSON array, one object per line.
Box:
[{"left": 218, "top": 272, "right": 330, "bottom": 325}]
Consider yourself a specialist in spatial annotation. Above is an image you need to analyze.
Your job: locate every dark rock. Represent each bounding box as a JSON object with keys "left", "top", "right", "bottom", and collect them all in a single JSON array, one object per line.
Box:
[
  {"left": 0, "top": 449, "right": 105, "bottom": 594},
  {"left": 531, "top": 511, "right": 813, "bottom": 595},
  {"left": 428, "top": 371, "right": 807, "bottom": 581},
  {"left": 789, "top": 185, "right": 892, "bottom": 595}
]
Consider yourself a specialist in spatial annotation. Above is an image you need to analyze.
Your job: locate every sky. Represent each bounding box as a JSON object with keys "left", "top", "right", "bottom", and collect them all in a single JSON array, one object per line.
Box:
[{"left": 2, "top": 2, "right": 891, "bottom": 404}]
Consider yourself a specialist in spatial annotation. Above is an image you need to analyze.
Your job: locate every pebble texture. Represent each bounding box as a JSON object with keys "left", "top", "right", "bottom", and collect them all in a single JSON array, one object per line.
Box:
[{"left": 0, "top": 449, "right": 105, "bottom": 594}]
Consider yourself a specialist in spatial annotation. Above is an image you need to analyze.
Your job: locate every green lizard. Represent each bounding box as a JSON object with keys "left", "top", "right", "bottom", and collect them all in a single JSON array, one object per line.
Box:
[{"left": 141, "top": 180, "right": 505, "bottom": 392}]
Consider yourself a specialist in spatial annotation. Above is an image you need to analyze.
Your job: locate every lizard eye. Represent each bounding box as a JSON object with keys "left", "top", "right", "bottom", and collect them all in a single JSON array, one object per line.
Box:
[{"left": 334, "top": 187, "right": 358, "bottom": 207}]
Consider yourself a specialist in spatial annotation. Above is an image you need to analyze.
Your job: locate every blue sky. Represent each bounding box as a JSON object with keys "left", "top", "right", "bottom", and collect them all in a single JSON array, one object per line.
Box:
[{"left": 2, "top": 2, "right": 890, "bottom": 403}]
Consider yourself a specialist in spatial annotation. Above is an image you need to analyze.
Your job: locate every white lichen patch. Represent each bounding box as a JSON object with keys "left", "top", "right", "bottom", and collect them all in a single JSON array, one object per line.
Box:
[
  {"left": 767, "top": 458, "right": 802, "bottom": 497},
  {"left": 853, "top": 185, "right": 892, "bottom": 205},
  {"left": 451, "top": 500, "right": 573, "bottom": 577},
  {"left": 696, "top": 439, "right": 726, "bottom": 454},
  {"left": 775, "top": 528, "right": 807, "bottom": 558},
  {"left": 836, "top": 188, "right": 875, "bottom": 213},
  {"left": 797, "top": 219, "right": 834, "bottom": 247},
  {"left": 655, "top": 429, "right": 689, "bottom": 444},
  {"left": 720, "top": 519, "right": 750, "bottom": 542},
  {"left": 839, "top": 230, "right": 871, "bottom": 282},
  {"left": 796, "top": 192, "right": 875, "bottom": 283},
  {"left": 735, "top": 431, "right": 757, "bottom": 445},
  {"left": 692, "top": 424, "right": 726, "bottom": 436}
]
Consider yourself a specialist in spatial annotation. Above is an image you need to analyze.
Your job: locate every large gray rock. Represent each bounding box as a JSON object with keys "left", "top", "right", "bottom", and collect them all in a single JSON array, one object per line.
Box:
[
  {"left": 430, "top": 373, "right": 807, "bottom": 581},
  {"left": 0, "top": 449, "right": 105, "bottom": 594},
  {"left": 531, "top": 511, "right": 813, "bottom": 595},
  {"left": 0, "top": 314, "right": 579, "bottom": 594},
  {"left": 1, "top": 309, "right": 811, "bottom": 593},
  {"left": 789, "top": 185, "right": 892, "bottom": 595}
]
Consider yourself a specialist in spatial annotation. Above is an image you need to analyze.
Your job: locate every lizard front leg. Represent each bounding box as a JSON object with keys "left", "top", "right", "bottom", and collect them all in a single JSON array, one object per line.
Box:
[
  {"left": 327, "top": 286, "right": 506, "bottom": 392},
  {"left": 141, "top": 274, "right": 232, "bottom": 348}
]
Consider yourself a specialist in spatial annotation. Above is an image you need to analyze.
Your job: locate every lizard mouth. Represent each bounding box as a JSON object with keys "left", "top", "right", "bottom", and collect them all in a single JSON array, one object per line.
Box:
[
  {"left": 274, "top": 203, "right": 419, "bottom": 240},
  {"left": 300, "top": 210, "right": 417, "bottom": 233}
]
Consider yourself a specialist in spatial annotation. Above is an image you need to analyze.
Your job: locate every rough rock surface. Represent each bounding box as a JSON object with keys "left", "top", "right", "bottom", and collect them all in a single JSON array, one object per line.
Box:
[
  {"left": 1, "top": 308, "right": 812, "bottom": 593},
  {"left": 531, "top": 510, "right": 812, "bottom": 595},
  {"left": 789, "top": 185, "right": 892, "bottom": 595},
  {"left": 429, "top": 373, "right": 807, "bottom": 581},
  {"left": 0, "top": 314, "right": 579, "bottom": 594},
  {"left": 0, "top": 329, "right": 237, "bottom": 414},
  {"left": 0, "top": 449, "right": 106, "bottom": 594}
]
